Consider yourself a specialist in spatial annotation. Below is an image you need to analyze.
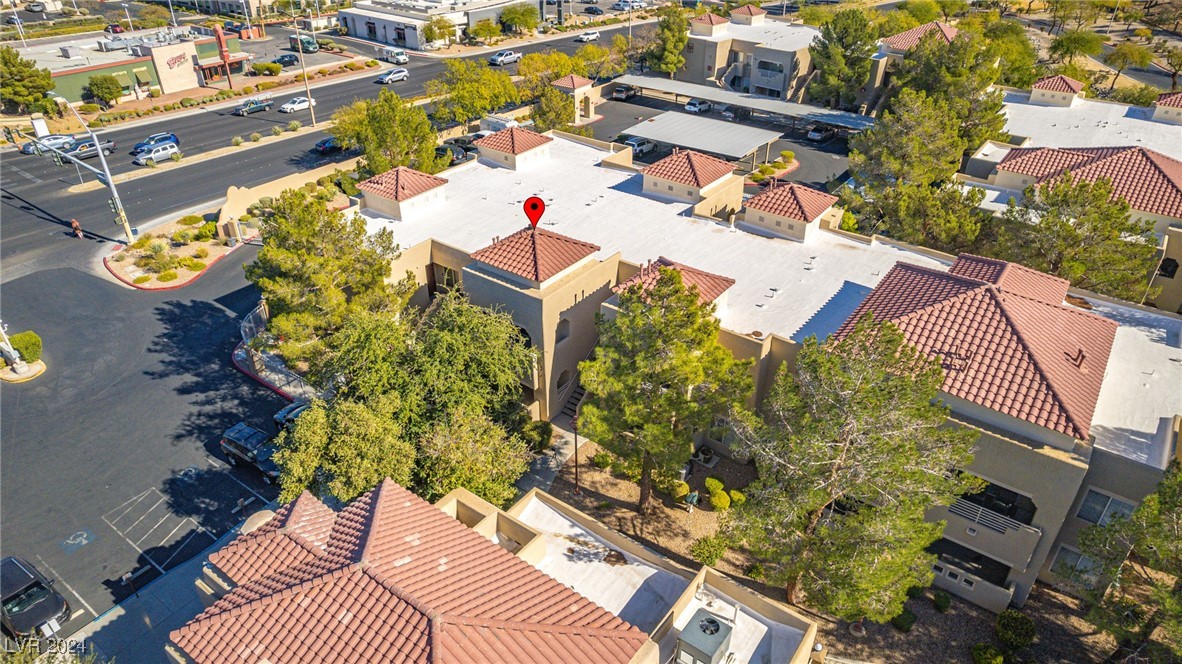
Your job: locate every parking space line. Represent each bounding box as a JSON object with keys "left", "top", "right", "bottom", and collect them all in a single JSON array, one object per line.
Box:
[
  {"left": 206, "top": 456, "right": 268, "bottom": 505},
  {"left": 158, "top": 527, "right": 215, "bottom": 571},
  {"left": 105, "top": 525, "right": 167, "bottom": 576},
  {"left": 119, "top": 495, "right": 166, "bottom": 534},
  {"left": 34, "top": 555, "right": 96, "bottom": 618},
  {"left": 135, "top": 513, "right": 175, "bottom": 546},
  {"left": 104, "top": 489, "right": 154, "bottom": 527},
  {"left": 156, "top": 517, "right": 203, "bottom": 551}
]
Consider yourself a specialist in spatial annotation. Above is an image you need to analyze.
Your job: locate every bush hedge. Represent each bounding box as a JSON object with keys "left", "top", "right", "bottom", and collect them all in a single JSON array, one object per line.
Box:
[
  {"left": 179, "top": 215, "right": 204, "bottom": 226},
  {"left": 890, "top": 607, "right": 917, "bottom": 633},
  {"left": 272, "top": 126, "right": 284, "bottom": 136},
  {"left": 971, "top": 643, "right": 1004, "bottom": 664},
  {"left": 704, "top": 477, "right": 724, "bottom": 494},
  {"left": 78, "top": 103, "right": 102, "bottom": 113},
  {"left": 252, "top": 62, "right": 282, "bottom": 76},
  {"left": 995, "top": 609, "right": 1035, "bottom": 650},
  {"left": 522, "top": 420, "right": 553, "bottom": 454},
  {"left": 689, "top": 535, "right": 729, "bottom": 566},
  {"left": 250, "top": 132, "right": 262, "bottom": 142},
  {"left": 709, "top": 490, "right": 730, "bottom": 511},
  {"left": 157, "top": 270, "right": 179, "bottom": 282},
  {"left": 933, "top": 589, "right": 951, "bottom": 613},
  {"left": 728, "top": 489, "right": 745, "bottom": 507},
  {"left": 194, "top": 246, "right": 211, "bottom": 259},
  {"left": 906, "top": 585, "right": 926, "bottom": 600},
  {"left": 591, "top": 452, "right": 612, "bottom": 469},
  {"left": 9, "top": 331, "right": 42, "bottom": 363},
  {"left": 133, "top": 275, "right": 152, "bottom": 284},
  {"left": 671, "top": 481, "right": 690, "bottom": 500}
]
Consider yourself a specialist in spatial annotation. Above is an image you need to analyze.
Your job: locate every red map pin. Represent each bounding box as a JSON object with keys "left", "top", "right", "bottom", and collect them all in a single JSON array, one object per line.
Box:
[{"left": 524, "top": 196, "right": 545, "bottom": 228}]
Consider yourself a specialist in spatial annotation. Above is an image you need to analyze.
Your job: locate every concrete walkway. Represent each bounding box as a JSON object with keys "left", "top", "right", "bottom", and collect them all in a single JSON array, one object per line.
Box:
[{"left": 515, "top": 413, "right": 589, "bottom": 496}]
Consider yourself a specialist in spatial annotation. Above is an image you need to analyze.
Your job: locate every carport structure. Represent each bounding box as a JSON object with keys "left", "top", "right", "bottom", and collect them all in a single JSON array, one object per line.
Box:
[
  {"left": 614, "top": 74, "right": 876, "bottom": 132},
  {"left": 622, "top": 111, "right": 783, "bottom": 167}
]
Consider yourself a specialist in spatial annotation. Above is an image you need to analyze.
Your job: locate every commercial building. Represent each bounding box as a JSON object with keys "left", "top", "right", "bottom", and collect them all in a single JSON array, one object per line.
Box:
[
  {"left": 337, "top": 0, "right": 518, "bottom": 50},
  {"left": 168, "top": 480, "right": 823, "bottom": 663}
]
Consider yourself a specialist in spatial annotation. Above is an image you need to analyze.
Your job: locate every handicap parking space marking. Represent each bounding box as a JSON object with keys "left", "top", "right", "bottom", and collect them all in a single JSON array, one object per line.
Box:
[{"left": 58, "top": 530, "right": 96, "bottom": 555}]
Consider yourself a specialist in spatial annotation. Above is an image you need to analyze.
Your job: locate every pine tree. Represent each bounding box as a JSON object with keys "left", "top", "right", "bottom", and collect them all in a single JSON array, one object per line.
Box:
[
  {"left": 652, "top": 5, "right": 689, "bottom": 78},
  {"left": 849, "top": 88, "right": 966, "bottom": 189},
  {"left": 808, "top": 9, "right": 878, "bottom": 110},
  {"left": 330, "top": 89, "right": 444, "bottom": 176},
  {"left": 0, "top": 45, "right": 54, "bottom": 114}
]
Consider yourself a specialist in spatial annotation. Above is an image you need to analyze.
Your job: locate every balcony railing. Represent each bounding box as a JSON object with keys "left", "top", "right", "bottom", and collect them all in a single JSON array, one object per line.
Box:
[{"left": 948, "top": 498, "right": 1040, "bottom": 536}]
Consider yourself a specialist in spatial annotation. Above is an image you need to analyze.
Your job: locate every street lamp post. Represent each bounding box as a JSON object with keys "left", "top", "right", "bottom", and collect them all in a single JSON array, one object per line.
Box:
[
  {"left": 49, "top": 92, "right": 134, "bottom": 244},
  {"left": 121, "top": 2, "right": 132, "bottom": 30},
  {"left": 572, "top": 414, "right": 580, "bottom": 495},
  {"left": 282, "top": 9, "right": 318, "bottom": 127},
  {"left": 9, "top": 2, "right": 27, "bottom": 47},
  {"left": 166, "top": 0, "right": 177, "bottom": 28},
  {"left": 0, "top": 321, "right": 28, "bottom": 375}
]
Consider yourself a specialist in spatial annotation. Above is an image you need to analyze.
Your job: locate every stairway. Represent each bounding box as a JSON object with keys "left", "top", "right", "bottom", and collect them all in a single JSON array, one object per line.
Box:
[{"left": 560, "top": 385, "right": 586, "bottom": 419}]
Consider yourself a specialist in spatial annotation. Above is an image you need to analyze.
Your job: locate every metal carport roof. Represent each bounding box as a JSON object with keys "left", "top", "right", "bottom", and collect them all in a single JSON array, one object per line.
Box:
[
  {"left": 614, "top": 75, "right": 877, "bottom": 131},
  {"left": 622, "top": 111, "right": 783, "bottom": 159}
]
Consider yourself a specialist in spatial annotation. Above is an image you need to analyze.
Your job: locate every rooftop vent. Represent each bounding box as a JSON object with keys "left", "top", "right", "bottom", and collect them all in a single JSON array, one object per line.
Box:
[{"left": 677, "top": 609, "right": 734, "bottom": 664}]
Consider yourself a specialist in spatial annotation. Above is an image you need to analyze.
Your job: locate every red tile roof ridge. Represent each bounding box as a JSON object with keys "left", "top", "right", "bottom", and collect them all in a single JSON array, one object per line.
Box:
[
  {"left": 1032, "top": 74, "right": 1084, "bottom": 94},
  {"left": 439, "top": 613, "right": 646, "bottom": 639},
  {"left": 952, "top": 253, "right": 1070, "bottom": 304},
  {"left": 1157, "top": 90, "right": 1182, "bottom": 108},
  {"left": 692, "top": 12, "right": 728, "bottom": 24}
]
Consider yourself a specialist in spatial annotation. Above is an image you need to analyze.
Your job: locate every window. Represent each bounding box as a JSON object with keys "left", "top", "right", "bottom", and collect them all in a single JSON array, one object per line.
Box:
[
  {"left": 1077, "top": 490, "right": 1135, "bottom": 526},
  {"left": 686, "top": 43, "right": 693, "bottom": 53},
  {"left": 759, "top": 215, "right": 765, "bottom": 222},
  {"left": 787, "top": 223, "right": 795, "bottom": 231},
  {"left": 686, "top": 189, "right": 693, "bottom": 196},
  {"left": 775, "top": 220, "right": 781, "bottom": 227},
  {"left": 1052, "top": 546, "right": 1099, "bottom": 584},
  {"left": 1158, "top": 258, "right": 1178, "bottom": 279},
  {"left": 556, "top": 318, "right": 570, "bottom": 344},
  {"left": 667, "top": 185, "right": 674, "bottom": 191}
]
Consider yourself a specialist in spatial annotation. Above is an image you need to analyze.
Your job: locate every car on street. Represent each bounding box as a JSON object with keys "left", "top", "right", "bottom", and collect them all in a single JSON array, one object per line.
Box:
[
  {"left": 219, "top": 422, "right": 281, "bottom": 484},
  {"left": 684, "top": 98, "right": 712, "bottom": 113},
  {"left": 611, "top": 84, "right": 638, "bottom": 100},
  {"left": 488, "top": 50, "right": 521, "bottom": 66},
  {"left": 377, "top": 67, "right": 409, "bottom": 84},
  {"left": 582, "top": 0, "right": 600, "bottom": 3},
  {"left": 278, "top": 96, "right": 316, "bottom": 113},
  {"left": 7, "top": 15, "right": 23, "bottom": 25},
  {"left": 584, "top": 5, "right": 604, "bottom": 14},
  {"left": 576, "top": 30, "right": 600, "bottom": 42},
  {"left": 104, "top": 23, "right": 124, "bottom": 33},
  {"left": 232, "top": 97, "right": 274, "bottom": 115},
  {"left": 62, "top": 137, "right": 116, "bottom": 159},
  {"left": 19, "top": 134, "right": 75, "bottom": 154},
  {"left": 272, "top": 54, "right": 299, "bottom": 67},
  {"left": 435, "top": 143, "right": 470, "bottom": 166},
  {"left": 131, "top": 131, "right": 179, "bottom": 155},
  {"left": 312, "top": 136, "right": 342, "bottom": 154},
  {"left": 273, "top": 402, "right": 310, "bottom": 432},
  {"left": 623, "top": 136, "right": 656, "bottom": 156},
  {"left": 807, "top": 125, "right": 835, "bottom": 142},
  {"left": 1, "top": 556, "right": 70, "bottom": 640},
  {"left": 132, "top": 141, "right": 180, "bottom": 165}
]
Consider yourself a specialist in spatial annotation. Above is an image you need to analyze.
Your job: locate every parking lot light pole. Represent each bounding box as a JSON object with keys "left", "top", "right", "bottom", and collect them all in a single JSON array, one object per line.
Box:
[
  {"left": 121, "top": 2, "right": 132, "bottom": 30},
  {"left": 283, "top": 9, "right": 318, "bottom": 127},
  {"left": 166, "top": 0, "right": 177, "bottom": 28},
  {"left": 49, "top": 92, "right": 134, "bottom": 244}
]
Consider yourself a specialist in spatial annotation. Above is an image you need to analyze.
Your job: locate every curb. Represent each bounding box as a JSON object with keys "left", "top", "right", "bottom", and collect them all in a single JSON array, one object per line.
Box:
[
  {"left": 231, "top": 341, "right": 296, "bottom": 402},
  {"left": 102, "top": 235, "right": 256, "bottom": 291},
  {"left": 0, "top": 360, "right": 47, "bottom": 383}
]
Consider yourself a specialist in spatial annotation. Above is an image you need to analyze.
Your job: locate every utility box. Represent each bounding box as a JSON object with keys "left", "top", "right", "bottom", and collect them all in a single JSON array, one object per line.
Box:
[{"left": 676, "top": 610, "right": 733, "bottom": 664}]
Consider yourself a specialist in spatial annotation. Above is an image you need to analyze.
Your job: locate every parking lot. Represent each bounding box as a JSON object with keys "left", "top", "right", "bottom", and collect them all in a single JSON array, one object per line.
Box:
[{"left": 238, "top": 26, "right": 359, "bottom": 74}]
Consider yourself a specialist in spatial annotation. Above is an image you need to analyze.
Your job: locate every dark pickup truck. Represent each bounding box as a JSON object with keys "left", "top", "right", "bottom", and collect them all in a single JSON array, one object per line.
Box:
[
  {"left": 233, "top": 97, "right": 274, "bottom": 116},
  {"left": 62, "top": 137, "right": 116, "bottom": 159}
]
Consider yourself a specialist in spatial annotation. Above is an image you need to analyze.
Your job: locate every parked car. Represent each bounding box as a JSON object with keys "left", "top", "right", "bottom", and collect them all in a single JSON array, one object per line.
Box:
[
  {"left": 1, "top": 556, "right": 70, "bottom": 640},
  {"left": 611, "top": 84, "right": 638, "bottom": 101},
  {"left": 576, "top": 30, "right": 600, "bottom": 42},
  {"left": 19, "top": 134, "right": 75, "bottom": 154},
  {"left": 132, "top": 142, "right": 180, "bottom": 165},
  {"left": 131, "top": 131, "right": 179, "bottom": 155},
  {"left": 27, "top": 2, "right": 46, "bottom": 12},
  {"left": 444, "top": 134, "right": 478, "bottom": 151},
  {"left": 7, "top": 15, "right": 23, "bottom": 25},
  {"left": 104, "top": 23, "right": 124, "bottom": 33},
  {"left": 435, "top": 143, "right": 469, "bottom": 166},
  {"left": 312, "top": 136, "right": 342, "bottom": 154},
  {"left": 584, "top": 5, "right": 605, "bottom": 14},
  {"left": 273, "top": 402, "right": 310, "bottom": 432},
  {"left": 488, "top": 50, "right": 522, "bottom": 66},
  {"left": 62, "top": 137, "right": 116, "bottom": 159},
  {"left": 684, "top": 98, "right": 712, "bottom": 113},
  {"left": 219, "top": 422, "right": 281, "bottom": 484},
  {"left": 623, "top": 136, "right": 656, "bottom": 156},
  {"left": 377, "top": 67, "right": 409, "bottom": 84},
  {"left": 718, "top": 104, "right": 751, "bottom": 121},
  {"left": 278, "top": 96, "right": 316, "bottom": 113},
  {"left": 232, "top": 97, "right": 273, "bottom": 115},
  {"left": 582, "top": 0, "right": 600, "bottom": 3},
  {"left": 610, "top": 1, "right": 629, "bottom": 9},
  {"left": 272, "top": 54, "right": 299, "bottom": 67},
  {"left": 807, "top": 125, "right": 835, "bottom": 142}
]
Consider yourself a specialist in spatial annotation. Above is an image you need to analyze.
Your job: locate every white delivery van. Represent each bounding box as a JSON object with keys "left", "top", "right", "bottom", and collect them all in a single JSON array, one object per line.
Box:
[{"left": 379, "top": 47, "right": 409, "bottom": 64}]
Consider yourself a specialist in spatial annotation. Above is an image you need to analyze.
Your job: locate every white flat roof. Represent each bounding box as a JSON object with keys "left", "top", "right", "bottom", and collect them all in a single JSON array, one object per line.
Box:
[
  {"left": 693, "top": 20, "right": 818, "bottom": 53},
  {"left": 1089, "top": 300, "right": 1182, "bottom": 470},
  {"left": 623, "top": 111, "right": 782, "bottom": 159},
  {"left": 513, "top": 496, "right": 690, "bottom": 633},
  {"left": 358, "top": 137, "right": 948, "bottom": 342},
  {"left": 658, "top": 583, "right": 805, "bottom": 664},
  {"left": 1002, "top": 90, "right": 1182, "bottom": 160},
  {"left": 616, "top": 74, "right": 876, "bottom": 130},
  {"left": 958, "top": 180, "right": 1023, "bottom": 215}
]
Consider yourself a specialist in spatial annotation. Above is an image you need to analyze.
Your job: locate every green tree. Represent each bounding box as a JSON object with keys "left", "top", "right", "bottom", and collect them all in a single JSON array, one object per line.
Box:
[
  {"left": 1104, "top": 42, "right": 1154, "bottom": 89},
  {"left": 935, "top": 0, "right": 967, "bottom": 20},
  {"left": 873, "top": 8, "right": 919, "bottom": 38},
  {"left": 315, "top": 309, "right": 410, "bottom": 401},
  {"left": 579, "top": 267, "right": 753, "bottom": 515},
  {"left": 997, "top": 175, "right": 1159, "bottom": 301},
  {"left": 499, "top": 2, "right": 539, "bottom": 33},
  {"left": 416, "top": 407, "right": 533, "bottom": 505},
  {"left": 808, "top": 9, "right": 878, "bottom": 110},
  {"left": 244, "top": 190, "right": 413, "bottom": 363},
  {"left": 577, "top": 42, "right": 626, "bottom": 80},
  {"left": 849, "top": 88, "right": 966, "bottom": 189},
  {"left": 422, "top": 16, "right": 456, "bottom": 45},
  {"left": 901, "top": 0, "right": 940, "bottom": 23},
  {"left": 330, "top": 89, "right": 443, "bottom": 176},
  {"left": 137, "top": 4, "right": 171, "bottom": 27},
  {"left": 1163, "top": 46, "right": 1182, "bottom": 90},
  {"left": 1078, "top": 461, "right": 1182, "bottom": 662},
  {"left": 1050, "top": 29, "right": 1104, "bottom": 64},
  {"left": 275, "top": 397, "right": 416, "bottom": 503},
  {"left": 1110, "top": 83, "right": 1163, "bottom": 106},
  {"left": 872, "top": 182, "right": 985, "bottom": 252},
  {"left": 984, "top": 19, "right": 1041, "bottom": 88},
  {"left": 470, "top": 18, "right": 502, "bottom": 42},
  {"left": 532, "top": 85, "right": 575, "bottom": 131},
  {"left": 652, "top": 5, "right": 689, "bottom": 78},
  {"left": 0, "top": 46, "right": 54, "bottom": 114},
  {"left": 425, "top": 59, "right": 519, "bottom": 124},
  {"left": 732, "top": 315, "right": 980, "bottom": 619},
  {"left": 86, "top": 74, "right": 124, "bottom": 107},
  {"left": 518, "top": 50, "right": 587, "bottom": 99}
]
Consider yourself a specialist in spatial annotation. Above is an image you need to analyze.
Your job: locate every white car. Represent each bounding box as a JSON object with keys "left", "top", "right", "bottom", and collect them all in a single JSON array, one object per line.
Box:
[
  {"left": 488, "top": 50, "right": 522, "bottom": 66},
  {"left": 278, "top": 97, "right": 316, "bottom": 113},
  {"left": 610, "top": 1, "right": 629, "bottom": 9},
  {"left": 378, "top": 68, "right": 409, "bottom": 84},
  {"left": 132, "top": 142, "right": 180, "bottom": 166},
  {"left": 576, "top": 31, "right": 600, "bottom": 42},
  {"left": 684, "top": 99, "right": 712, "bottom": 113},
  {"left": 623, "top": 136, "right": 656, "bottom": 156}
]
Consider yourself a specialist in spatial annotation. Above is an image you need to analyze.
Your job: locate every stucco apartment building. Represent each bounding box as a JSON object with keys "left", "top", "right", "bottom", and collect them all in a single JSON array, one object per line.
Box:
[
  {"left": 680, "top": 7, "right": 818, "bottom": 100},
  {"left": 348, "top": 126, "right": 1180, "bottom": 613},
  {"left": 167, "top": 480, "right": 823, "bottom": 663}
]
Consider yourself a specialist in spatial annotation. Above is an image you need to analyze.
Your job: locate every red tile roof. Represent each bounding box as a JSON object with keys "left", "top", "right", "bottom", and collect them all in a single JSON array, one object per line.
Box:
[
  {"left": 473, "top": 126, "right": 554, "bottom": 155},
  {"left": 1157, "top": 91, "right": 1182, "bottom": 108},
  {"left": 997, "top": 146, "right": 1182, "bottom": 219},
  {"left": 551, "top": 74, "right": 594, "bottom": 90},
  {"left": 613, "top": 257, "right": 736, "bottom": 305},
  {"left": 171, "top": 481, "right": 649, "bottom": 664},
  {"left": 691, "top": 12, "right": 728, "bottom": 25},
  {"left": 744, "top": 182, "right": 838, "bottom": 223},
  {"left": 357, "top": 166, "right": 448, "bottom": 202},
  {"left": 881, "top": 20, "right": 959, "bottom": 51},
  {"left": 641, "top": 150, "right": 735, "bottom": 188},
  {"left": 730, "top": 4, "right": 766, "bottom": 16},
  {"left": 1032, "top": 74, "right": 1084, "bottom": 94},
  {"left": 833, "top": 256, "right": 1117, "bottom": 440},
  {"left": 947, "top": 254, "right": 1070, "bottom": 305},
  {"left": 470, "top": 227, "right": 601, "bottom": 282}
]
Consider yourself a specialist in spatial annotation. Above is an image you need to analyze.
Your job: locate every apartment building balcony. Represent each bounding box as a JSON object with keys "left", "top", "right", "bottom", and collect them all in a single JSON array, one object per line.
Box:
[
  {"left": 752, "top": 68, "right": 786, "bottom": 92},
  {"left": 930, "top": 498, "right": 1043, "bottom": 572},
  {"left": 931, "top": 556, "right": 1017, "bottom": 613}
]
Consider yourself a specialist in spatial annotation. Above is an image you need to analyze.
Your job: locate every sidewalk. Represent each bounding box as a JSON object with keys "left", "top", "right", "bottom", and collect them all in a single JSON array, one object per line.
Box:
[
  {"left": 515, "top": 412, "right": 588, "bottom": 496},
  {"left": 231, "top": 342, "right": 321, "bottom": 403}
]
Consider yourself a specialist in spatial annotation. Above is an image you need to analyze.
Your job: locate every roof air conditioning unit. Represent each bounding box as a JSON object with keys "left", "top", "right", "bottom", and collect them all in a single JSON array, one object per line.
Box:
[{"left": 676, "top": 609, "right": 733, "bottom": 664}]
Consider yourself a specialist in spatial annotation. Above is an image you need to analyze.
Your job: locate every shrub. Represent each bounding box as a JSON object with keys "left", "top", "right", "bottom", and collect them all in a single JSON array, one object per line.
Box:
[
  {"left": 242, "top": 85, "right": 256, "bottom": 94},
  {"left": 156, "top": 270, "right": 179, "bottom": 282},
  {"left": 745, "top": 562, "right": 765, "bottom": 581},
  {"left": 890, "top": 607, "right": 917, "bottom": 633},
  {"left": 133, "top": 275, "right": 152, "bottom": 284},
  {"left": 171, "top": 229, "right": 194, "bottom": 244},
  {"left": 231, "top": 135, "right": 244, "bottom": 146},
  {"left": 181, "top": 257, "right": 207, "bottom": 271},
  {"left": 195, "top": 222, "right": 217, "bottom": 242},
  {"left": 272, "top": 126, "right": 284, "bottom": 137},
  {"left": 750, "top": 171, "right": 766, "bottom": 183},
  {"left": 78, "top": 103, "right": 102, "bottom": 113},
  {"left": 111, "top": 252, "right": 126, "bottom": 262},
  {"left": 365, "top": 59, "right": 379, "bottom": 67},
  {"left": 258, "top": 196, "right": 274, "bottom": 208},
  {"left": 179, "top": 97, "right": 197, "bottom": 107},
  {"left": 344, "top": 61, "right": 363, "bottom": 70},
  {"left": 194, "top": 246, "right": 211, "bottom": 259},
  {"left": 727, "top": 489, "right": 745, "bottom": 507},
  {"left": 709, "top": 490, "right": 731, "bottom": 511},
  {"left": 9, "top": 331, "right": 42, "bottom": 363},
  {"left": 780, "top": 150, "right": 795, "bottom": 162},
  {"left": 129, "top": 233, "right": 154, "bottom": 250},
  {"left": 256, "top": 81, "right": 279, "bottom": 91},
  {"left": 933, "top": 589, "right": 951, "bottom": 613},
  {"left": 148, "top": 88, "right": 161, "bottom": 98},
  {"left": 672, "top": 481, "right": 690, "bottom": 500},
  {"left": 522, "top": 420, "right": 553, "bottom": 453},
  {"left": 995, "top": 609, "right": 1036, "bottom": 650},
  {"left": 971, "top": 643, "right": 1004, "bottom": 664},
  {"left": 758, "top": 164, "right": 775, "bottom": 175},
  {"left": 689, "top": 535, "right": 730, "bottom": 565},
  {"left": 250, "top": 132, "right": 262, "bottom": 142},
  {"left": 170, "top": 152, "right": 182, "bottom": 162},
  {"left": 287, "top": 120, "right": 302, "bottom": 132},
  {"left": 144, "top": 159, "right": 157, "bottom": 167},
  {"left": 591, "top": 452, "right": 613, "bottom": 469},
  {"left": 704, "top": 477, "right": 724, "bottom": 494},
  {"left": 906, "top": 585, "right": 926, "bottom": 600}
]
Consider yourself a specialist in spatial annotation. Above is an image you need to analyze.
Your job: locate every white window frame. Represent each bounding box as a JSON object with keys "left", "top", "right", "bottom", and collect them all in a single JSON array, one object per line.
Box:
[{"left": 1076, "top": 488, "right": 1135, "bottom": 526}]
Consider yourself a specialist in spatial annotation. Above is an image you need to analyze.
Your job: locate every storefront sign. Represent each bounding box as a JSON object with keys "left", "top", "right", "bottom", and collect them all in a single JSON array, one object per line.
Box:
[{"left": 167, "top": 53, "right": 187, "bottom": 69}]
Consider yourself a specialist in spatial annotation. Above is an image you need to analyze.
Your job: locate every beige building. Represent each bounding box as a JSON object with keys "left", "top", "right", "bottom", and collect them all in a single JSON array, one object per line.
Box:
[
  {"left": 1153, "top": 90, "right": 1182, "bottom": 124},
  {"left": 681, "top": 9, "right": 818, "bottom": 100},
  {"left": 551, "top": 74, "right": 596, "bottom": 124},
  {"left": 1028, "top": 74, "right": 1085, "bottom": 107},
  {"left": 866, "top": 21, "right": 958, "bottom": 102},
  {"left": 740, "top": 182, "right": 840, "bottom": 242},
  {"left": 639, "top": 149, "right": 744, "bottom": 215}
]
